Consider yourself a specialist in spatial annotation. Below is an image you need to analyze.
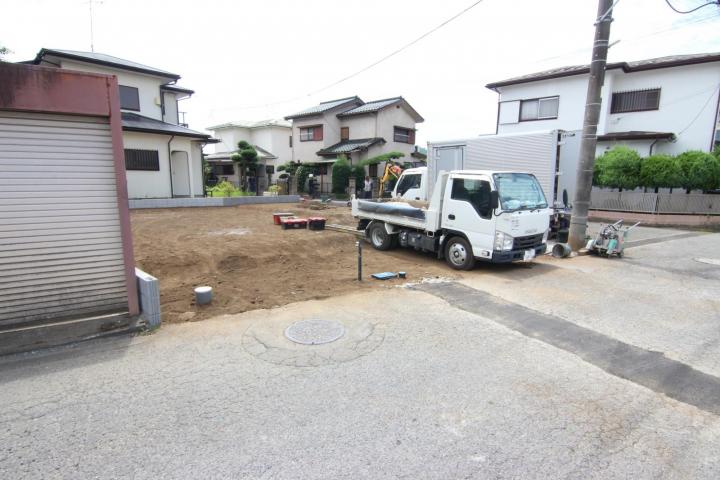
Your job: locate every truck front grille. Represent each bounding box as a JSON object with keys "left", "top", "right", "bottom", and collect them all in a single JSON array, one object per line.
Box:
[{"left": 513, "top": 233, "right": 544, "bottom": 250}]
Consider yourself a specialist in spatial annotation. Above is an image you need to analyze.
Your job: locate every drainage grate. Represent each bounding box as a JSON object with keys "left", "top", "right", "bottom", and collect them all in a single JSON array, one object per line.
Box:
[{"left": 285, "top": 319, "right": 345, "bottom": 345}]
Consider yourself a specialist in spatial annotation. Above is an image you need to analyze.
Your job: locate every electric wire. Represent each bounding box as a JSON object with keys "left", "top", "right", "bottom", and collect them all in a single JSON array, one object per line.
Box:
[{"left": 664, "top": 0, "right": 720, "bottom": 14}]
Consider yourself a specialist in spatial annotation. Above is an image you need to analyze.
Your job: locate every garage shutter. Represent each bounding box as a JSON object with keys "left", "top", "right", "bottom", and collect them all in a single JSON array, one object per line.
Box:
[{"left": 0, "top": 111, "right": 129, "bottom": 328}]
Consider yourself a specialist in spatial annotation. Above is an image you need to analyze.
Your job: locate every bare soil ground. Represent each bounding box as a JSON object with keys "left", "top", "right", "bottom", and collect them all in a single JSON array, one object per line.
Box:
[{"left": 131, "top": 203, "right": 460, "bottom": 323}]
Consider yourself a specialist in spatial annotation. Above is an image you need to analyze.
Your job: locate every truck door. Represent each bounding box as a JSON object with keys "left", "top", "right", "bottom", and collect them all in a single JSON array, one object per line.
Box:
[
  {"left": 433, "top": 146, "right": 464, "bottom": 180},
  {"left": 442, "top": 175, "right": 495, "bottom": 260}
]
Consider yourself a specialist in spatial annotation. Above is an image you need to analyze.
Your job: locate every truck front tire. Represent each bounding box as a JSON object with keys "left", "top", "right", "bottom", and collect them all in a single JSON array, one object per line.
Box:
[
  {"left": 368, "top": 222, "right": 394, "bottom": 251},
  {"left": 444, "top": 237, "right": 475, "bottom": 270}
]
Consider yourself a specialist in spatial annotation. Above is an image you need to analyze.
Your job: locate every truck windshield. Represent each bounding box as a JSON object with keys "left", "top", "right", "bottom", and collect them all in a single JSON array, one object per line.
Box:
[{"left": 493, "top": 173, "right": 548, "bottom": 211}]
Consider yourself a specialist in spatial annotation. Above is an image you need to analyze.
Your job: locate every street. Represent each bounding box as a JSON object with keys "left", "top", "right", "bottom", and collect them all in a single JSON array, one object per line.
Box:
[{"left": 1, "top": 226, "right": 719, "bottom": 479}]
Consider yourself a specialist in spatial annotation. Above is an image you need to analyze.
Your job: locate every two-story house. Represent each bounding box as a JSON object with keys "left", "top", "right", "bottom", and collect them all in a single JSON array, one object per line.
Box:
[
  {"left": 486, "top": 52, "right": 720, "bottom": 157},
  {"left": 205, "top": 119, "right": 292, "bottom": 190},
  {"left": 27, "top": 48, "right": 216, "bottom": 198},
  {"left": 284, "top": 96, "right": 424, "bottom": 192}
]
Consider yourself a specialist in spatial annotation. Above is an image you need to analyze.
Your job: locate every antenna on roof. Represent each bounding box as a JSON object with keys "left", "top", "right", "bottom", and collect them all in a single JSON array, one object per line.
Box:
[{"left": 87, "top": 0, "right": 103, "bottom": 52}]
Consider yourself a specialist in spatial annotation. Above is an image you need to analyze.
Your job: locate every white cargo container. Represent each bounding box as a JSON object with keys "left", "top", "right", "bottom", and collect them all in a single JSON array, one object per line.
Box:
[{"left": 411, "top": 130, "right": 581, "bottom": 206}]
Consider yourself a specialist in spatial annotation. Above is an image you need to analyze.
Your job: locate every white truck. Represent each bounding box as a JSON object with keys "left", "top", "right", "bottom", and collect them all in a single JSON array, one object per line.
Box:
[{"left": 351, "top": 170, "right": 550, "bottom": 270}]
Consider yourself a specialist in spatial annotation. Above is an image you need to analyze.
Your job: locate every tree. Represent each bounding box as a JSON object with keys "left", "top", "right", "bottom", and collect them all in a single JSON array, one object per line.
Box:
[
  {"left": 359, "top": 151, "right": 406, "bottom": 166},
  {"left": 639, "top": 154, "right": 682, "bottom": 191},
  {"left": 676, "top": 150, "right": 720, "bottom": 192},
  {"left": 230, "top": 140, "right": 258, "bottom": 191},
  {"left": 594, "top": 146, "right": 642, "bottom": 190},
  {"left": 296, "top": 165, "right": 312, "bottom": 193},
  {"left": 0, "top": 44, "right": 10, "bottom": 59},
  {"left": 331, "top": 154, "right": 352, "bottom": 194}
]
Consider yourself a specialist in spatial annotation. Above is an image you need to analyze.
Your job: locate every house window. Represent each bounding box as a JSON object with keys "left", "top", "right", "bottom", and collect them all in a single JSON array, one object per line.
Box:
[
  {"left": 519, "top": 96, "right": 559, "bottom": 121},
  {"left": 212, "top": 164, "right": 235, "bottom": 176},
  {"left": 299, "top": 125, "right": 323, "bottom": 141},
  {"left": 119, "top": 85, "right": 140, "bottom": 111},
  {"left": 368, "top": 163, "right": 378, "bottom": 177},
  {"left": 611, "top": 88, "right": 661, "bottom": 113},
  {"left": 289, "top": 135, "right": 293, "bottom": 147},
  {"left": 341, "top": 127, "right": 349, "bottom": 140},
  {"left": 394, "top": 126, "right": 415, "bottom": 144},
  {"left": 125, "top": 149, "right": 159, "bottom": 171}
]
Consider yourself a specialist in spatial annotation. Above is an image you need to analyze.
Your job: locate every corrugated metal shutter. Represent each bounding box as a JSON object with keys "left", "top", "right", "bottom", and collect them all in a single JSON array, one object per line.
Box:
[{"left": 0, "top": 111, "right": 128, "bottom": 328}]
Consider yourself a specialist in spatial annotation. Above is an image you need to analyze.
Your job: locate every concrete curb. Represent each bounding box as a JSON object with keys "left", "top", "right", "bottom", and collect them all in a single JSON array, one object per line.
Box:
[{"left": 129, "top": 195, "right": 301, "bottom": 209}]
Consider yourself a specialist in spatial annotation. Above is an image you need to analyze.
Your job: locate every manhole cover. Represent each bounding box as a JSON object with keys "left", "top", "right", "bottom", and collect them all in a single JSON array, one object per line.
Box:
[
  {"left": 285, "top": 319, "right": 345, "bottom": 345},
  {"left": 694, "top": 258, "right": 720, "bottom": 266}
]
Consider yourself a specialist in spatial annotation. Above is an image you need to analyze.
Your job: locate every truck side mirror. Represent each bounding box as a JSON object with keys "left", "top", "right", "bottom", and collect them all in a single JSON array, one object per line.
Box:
[{"left": 490, "top": 190, "right": 499, "bottom": 209}]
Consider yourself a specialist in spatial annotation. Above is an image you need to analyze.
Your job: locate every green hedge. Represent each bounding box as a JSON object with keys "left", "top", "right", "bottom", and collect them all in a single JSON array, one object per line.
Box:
[
  {"left": 594, "top": 146, "right": 720, "bottom": 192},
  {"left": 331, "top": 156, "right": 352, "bottom": 194}
]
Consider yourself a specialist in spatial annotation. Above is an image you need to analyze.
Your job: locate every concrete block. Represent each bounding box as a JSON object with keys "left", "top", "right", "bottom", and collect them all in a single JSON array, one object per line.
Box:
[{"left": 136, "top": 268, "right": 161, "bottom": 329}]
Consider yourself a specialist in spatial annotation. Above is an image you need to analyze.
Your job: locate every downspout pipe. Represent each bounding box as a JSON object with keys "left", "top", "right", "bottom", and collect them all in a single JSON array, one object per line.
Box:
[{"left": 167, "top": 135, "right": 175, "bottom": 198}]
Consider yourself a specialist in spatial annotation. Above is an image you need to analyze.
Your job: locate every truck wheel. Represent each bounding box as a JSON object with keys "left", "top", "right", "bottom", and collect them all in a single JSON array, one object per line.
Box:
[
  {"left": 445, "top": 237, "right": 475, "bottom": 270},
  {"left": 368, "top": 222, "right": 394, "bottom": 251}
]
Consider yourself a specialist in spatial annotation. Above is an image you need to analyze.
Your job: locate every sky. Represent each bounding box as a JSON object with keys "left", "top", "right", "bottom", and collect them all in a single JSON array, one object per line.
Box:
[{"left": 2, "top": 0, "right": 719, "bottom": 147}]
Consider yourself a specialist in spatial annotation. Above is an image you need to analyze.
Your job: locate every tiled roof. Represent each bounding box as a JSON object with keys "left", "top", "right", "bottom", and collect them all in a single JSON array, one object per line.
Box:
[
  {"left": 122, "top": 112, "right": 215, "bottom": 140},
  {"left": 32, "top": 48, "right": 181, "bottom": 79},
  {"left": 337, "top": 97, "right": 402, "bottom": 116},
  {"left": 316, "top": 138, "right": 385, "bottom": 156},
  {"left": 486, "top": 52, "right": 720, "bottom": 89},
  {"left": 207, "top": 119, "right": 291, "bottom": 130},
  {"left": 284, "top": 96, "right": 362, "bottom": 120},
  {"left": 206, "top": 144, "right": 277, "bottom": 161}
]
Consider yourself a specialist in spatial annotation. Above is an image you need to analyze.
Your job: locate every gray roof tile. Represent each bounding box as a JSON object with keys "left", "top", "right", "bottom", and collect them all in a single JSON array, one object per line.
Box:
[
  {"left": 285, "top": 96, "right": 363, "bottom": 120},
  {"left": 337, "top": 97, "right": 402, "bottom": 116},
  {"left": 122, "top": 112, "right": 215, "bottom": 140},
  {"left": 486, "top": 52, "right": 720, "bottom": 89},
  {"left": 316, "top": 138, "right": 385, "bottom": 156},
  {"left": 34, "top": 48, "right": 181, "bottom": 79}
]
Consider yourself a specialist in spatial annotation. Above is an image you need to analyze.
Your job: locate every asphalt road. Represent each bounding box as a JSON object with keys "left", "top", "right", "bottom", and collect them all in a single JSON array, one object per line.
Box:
[{"left": 1, "top": 227, "right": 719, "bottom": 479}]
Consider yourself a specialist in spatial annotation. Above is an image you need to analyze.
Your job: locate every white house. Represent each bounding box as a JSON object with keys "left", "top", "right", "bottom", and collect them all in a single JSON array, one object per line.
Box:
[
  {"left": 284, "top": 96, "right": 424, "bottom": 192},
  {"left": 205, "top": 119, "right": 292, "bottom": 189},
  {"left": 486, "top": 52, "right": 720, "bottom": 156},
  {"left": 27, "top": 48, "right": 217, "bottom": 198}
]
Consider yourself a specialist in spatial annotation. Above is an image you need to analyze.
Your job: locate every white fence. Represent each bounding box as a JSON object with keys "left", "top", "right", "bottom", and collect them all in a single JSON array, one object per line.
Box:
[{"left": 590, "top": 191, "right": 720, "bottom": 215}]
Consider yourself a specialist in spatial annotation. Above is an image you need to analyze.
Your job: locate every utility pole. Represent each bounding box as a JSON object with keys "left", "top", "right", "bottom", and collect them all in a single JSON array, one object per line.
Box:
[{"left": 568, "top": 0, "right": 615, "bottom": 250}]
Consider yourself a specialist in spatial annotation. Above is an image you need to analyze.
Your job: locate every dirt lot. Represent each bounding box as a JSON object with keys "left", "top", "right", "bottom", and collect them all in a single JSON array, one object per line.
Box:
[{"left": 131, "top": 203, "right": 460, "bottom": 323}]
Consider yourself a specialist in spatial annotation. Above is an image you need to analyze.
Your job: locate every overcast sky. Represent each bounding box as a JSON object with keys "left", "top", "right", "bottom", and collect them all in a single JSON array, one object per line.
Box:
[{"left": 2, "top": 0, "right": 719, "bottom": 146}]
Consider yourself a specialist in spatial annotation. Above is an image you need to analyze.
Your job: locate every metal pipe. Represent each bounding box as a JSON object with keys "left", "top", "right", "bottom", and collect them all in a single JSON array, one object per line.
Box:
[
  {"left": 167, "top": 135, "right": 175, "bottom": 197},
  {"left": 356, "top": 240, "right": 362, "bottom": 281}
]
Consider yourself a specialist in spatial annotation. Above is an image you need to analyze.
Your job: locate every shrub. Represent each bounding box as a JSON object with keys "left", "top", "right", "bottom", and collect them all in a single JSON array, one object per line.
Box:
[
  {"left": 207, "top": 180, "right": 251, "bottom": 197},
  {"left": 359, "top": 151, "right": 405, "bottom": 167},
  {"left": 676, "top": 150, "right": 720, "bottom": 192},
  {"left": 331, "top": 155, "right": 352, "bottom": 194},
  {"left": 594, "top": 146, "right": 642, "bottom": 190},
  {"left": 640, "top": 154, "right": 682, "bottom": 189},
  {"left": 296, "top": 165, "right": 312, "bottom": 193},
  {"left": 351, "top": 164, "right": 366, "bottom": 192}
]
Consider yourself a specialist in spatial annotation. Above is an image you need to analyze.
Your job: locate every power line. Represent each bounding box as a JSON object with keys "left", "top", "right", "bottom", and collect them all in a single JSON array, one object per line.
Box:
[
  {"left": 221, "top": 0, "right": 486, "bottom": 111},
  {"left": 664, "top": 0, "right": 720, "bottom": 14}
]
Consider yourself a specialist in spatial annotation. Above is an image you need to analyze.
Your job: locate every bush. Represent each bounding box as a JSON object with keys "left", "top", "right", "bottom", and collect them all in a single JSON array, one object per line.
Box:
[
  {"left": 207, "top": 180, "right": 253, "bottom": 197},
  {"left": 331, "top": 155, "right": 352, "bottom": 194},
  {"left": 296, "top": 165, "right": 312, "bottom": 193},
  {"left": 640, "top": 154, "right": 682, "bottom": 189},
  {"left": 359, "top": 151, "right": 405, "bottom": 167},
  {"left": 676, "top": 150, "right": 720, "bottom": 192},
  {"left": 351, "top": 164, "right": 366, "bottom": 192},
  {"left": 594, "top": 146, "right": 642, "bottom": 190}
]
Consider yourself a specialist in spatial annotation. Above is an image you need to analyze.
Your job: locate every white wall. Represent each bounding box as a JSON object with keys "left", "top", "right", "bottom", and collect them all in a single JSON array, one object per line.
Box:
[
  {"left": 163, "top": 91, "right": 179, "bottom": 125},
  {"left": 495, "top": 62, "right": 720, "bottom": 155},
  {"left": 123, "top": 131, "right": 172, "bottom": 199},
  {"left": 340, "top": 115, "right": 377, "bottom": 139},
  {"left": 123, "top": 132, "right": 203, "bottom": 198},
  {"left": 58, "top": 59, "right": 168, "bottom": 121},
  {"left": 376, "top": 105, "right": 418, "bottom": 158}
]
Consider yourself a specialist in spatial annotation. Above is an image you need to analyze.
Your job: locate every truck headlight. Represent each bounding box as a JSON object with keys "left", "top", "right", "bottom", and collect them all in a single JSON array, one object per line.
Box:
[{"left": 494, "top": 231, "right": 514, "bottom": 251}]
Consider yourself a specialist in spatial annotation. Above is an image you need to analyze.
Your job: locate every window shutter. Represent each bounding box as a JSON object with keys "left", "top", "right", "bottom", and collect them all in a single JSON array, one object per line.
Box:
[
  {"left": 315, "top": 126, "right": 323, "bottom": 141},
  {"left": 408, "top": 129, "right": 416, "bottom": 144}
]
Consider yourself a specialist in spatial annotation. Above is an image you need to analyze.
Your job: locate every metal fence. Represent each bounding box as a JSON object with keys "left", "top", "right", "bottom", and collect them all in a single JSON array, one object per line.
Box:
[{"left": 590, "top": 190, "right": 720, "bottom": 215}]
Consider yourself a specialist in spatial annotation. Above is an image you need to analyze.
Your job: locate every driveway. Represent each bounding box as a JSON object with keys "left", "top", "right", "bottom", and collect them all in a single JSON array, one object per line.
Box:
[{"left": 1, "top": 226, "right": 719, "bottom": 479}]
